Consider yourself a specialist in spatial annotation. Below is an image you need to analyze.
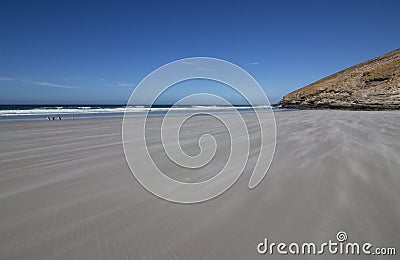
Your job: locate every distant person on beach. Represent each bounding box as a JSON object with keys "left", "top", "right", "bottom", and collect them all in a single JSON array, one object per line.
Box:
[
  {"left": 58, "top": 116, "right": 62, "bottom": 120},
  {"left": 52, "top": 117, "right": 55, "bottom": 120},
  {"left": 47, "top": 117, "right": 51, "bottom": 120}
]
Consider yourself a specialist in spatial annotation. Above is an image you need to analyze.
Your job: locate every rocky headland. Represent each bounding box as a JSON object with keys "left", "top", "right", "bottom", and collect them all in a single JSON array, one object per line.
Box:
[{"left": 280, "top": 48, "right": 400, "bottom": 110}]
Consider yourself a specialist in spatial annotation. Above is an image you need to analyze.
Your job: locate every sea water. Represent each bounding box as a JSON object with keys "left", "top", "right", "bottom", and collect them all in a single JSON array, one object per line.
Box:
[{"left": 0, "top": 104, "right": 280, "bottom": 122}]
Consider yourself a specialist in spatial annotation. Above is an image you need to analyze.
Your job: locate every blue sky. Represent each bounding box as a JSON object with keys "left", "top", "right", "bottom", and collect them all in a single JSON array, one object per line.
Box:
[{"left": 0, "top": 0, "right": 399, "bottom": 104}]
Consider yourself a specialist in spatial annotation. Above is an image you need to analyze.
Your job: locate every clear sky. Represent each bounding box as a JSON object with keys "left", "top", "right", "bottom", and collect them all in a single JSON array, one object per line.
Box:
[{"left": 0, "top": 0, "right": 399, "bottom": 104}]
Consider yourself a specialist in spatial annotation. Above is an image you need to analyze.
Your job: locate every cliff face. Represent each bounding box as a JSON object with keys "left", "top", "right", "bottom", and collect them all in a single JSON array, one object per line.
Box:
[{"left": 281, "top": 49, "right": 400, "bottom": 110}]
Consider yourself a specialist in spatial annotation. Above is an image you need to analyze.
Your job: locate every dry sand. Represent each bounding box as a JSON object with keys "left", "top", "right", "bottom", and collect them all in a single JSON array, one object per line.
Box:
[{"left": 0, "top": 110, "right": 400, "bottom": 259}]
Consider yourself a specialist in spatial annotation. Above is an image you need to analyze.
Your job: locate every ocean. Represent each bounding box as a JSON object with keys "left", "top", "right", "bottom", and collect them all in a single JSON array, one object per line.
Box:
[{"left": 0, "top": 104, "right": 278, "bottom": 122}]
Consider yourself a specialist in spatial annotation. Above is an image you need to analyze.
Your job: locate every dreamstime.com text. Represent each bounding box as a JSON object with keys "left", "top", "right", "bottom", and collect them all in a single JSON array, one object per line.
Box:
[{"left": 257, "top": 231, "right": 396, "bottom": 256}]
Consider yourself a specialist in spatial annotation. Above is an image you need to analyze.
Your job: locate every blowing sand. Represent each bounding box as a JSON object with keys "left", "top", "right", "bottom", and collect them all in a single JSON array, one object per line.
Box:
[{"left": 0, "top": 110, "right": 399, "bottom": 259}]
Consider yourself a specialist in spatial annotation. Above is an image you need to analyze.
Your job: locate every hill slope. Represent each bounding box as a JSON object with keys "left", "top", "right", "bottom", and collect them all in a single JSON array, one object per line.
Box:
[{"left": 280, "top": 49, "right": 400, "bottom": 110}]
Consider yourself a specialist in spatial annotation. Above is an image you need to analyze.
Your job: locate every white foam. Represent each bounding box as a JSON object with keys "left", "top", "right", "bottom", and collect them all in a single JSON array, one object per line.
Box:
[{"left": 0, "top": 105, "right": 272, "bottom": 116}]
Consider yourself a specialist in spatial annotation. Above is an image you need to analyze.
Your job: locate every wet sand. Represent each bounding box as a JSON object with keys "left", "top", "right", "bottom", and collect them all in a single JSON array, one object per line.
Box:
[{"left": 0, "top": 110, "right": 399, "bottom": 259}]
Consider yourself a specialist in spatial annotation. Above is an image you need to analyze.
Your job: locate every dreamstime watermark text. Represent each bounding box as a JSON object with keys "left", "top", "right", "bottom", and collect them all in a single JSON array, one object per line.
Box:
[{"left": 257, "top": 231, "right": 396, "bottom": 256}]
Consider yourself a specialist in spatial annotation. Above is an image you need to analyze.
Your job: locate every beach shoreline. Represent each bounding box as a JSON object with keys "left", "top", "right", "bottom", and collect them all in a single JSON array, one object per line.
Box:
[{"left": 1, "top": 110, "right": 399, "bottom": 259}]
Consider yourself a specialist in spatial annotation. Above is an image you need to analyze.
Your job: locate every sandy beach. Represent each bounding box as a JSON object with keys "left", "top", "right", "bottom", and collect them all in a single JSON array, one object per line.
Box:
[{"left": 1, "top": 110, "right": 400, "bottom": 259}]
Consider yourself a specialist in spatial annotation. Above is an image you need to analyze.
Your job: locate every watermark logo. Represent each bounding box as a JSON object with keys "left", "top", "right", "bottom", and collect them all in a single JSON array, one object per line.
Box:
[
  {"left": 257, "top": 231, "right": 397, "bottom": 256},
  {"left": 122, "top": 57, "right": 276, "bottom": 203}
]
